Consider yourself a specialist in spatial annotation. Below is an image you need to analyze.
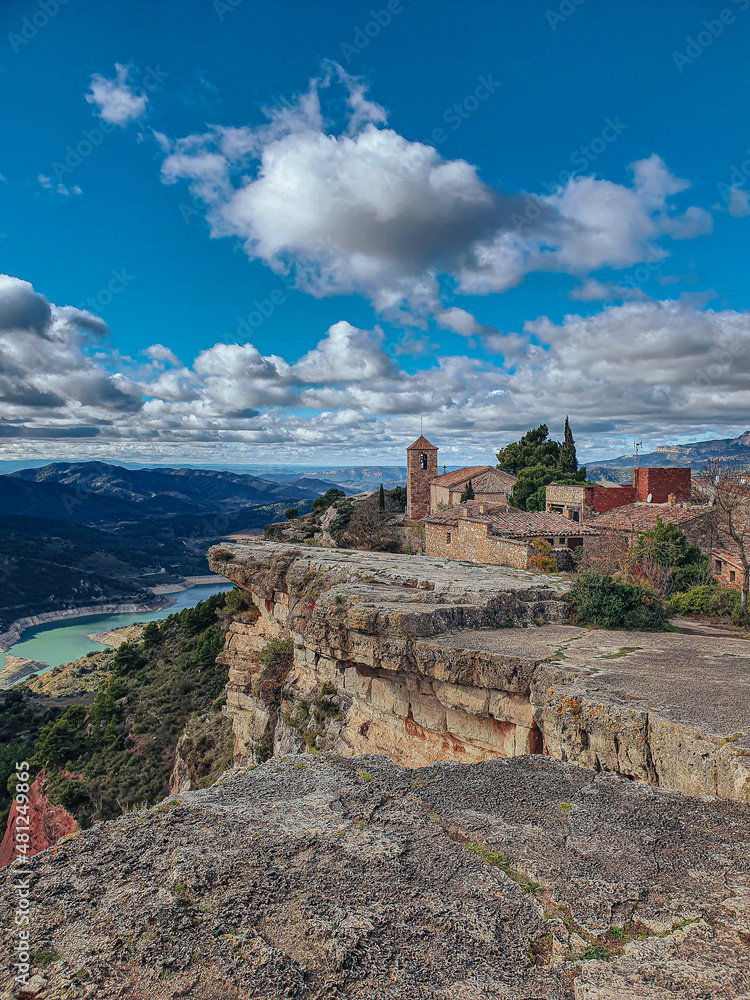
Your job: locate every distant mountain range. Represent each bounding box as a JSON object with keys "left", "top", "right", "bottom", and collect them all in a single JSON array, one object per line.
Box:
[
  {"left": 263, "top": 466, "right": 407, "bottom": 490},
  {"left": 0, "top": 462, "right": 353, "bottom": 634},
  {"left": 8, "top": 462, "right": 350, "bottom": 522},
  {"left": 588, "top": 431, "right": 750, "bottom": 472}
]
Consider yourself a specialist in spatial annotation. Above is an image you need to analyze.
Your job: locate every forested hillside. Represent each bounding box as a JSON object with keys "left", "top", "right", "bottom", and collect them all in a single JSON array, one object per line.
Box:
[{"left": 0, "top": 591, "right": 250, "bottom": 836}]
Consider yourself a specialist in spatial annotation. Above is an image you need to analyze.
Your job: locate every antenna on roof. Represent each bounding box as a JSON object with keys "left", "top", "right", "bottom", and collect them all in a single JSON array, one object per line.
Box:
[
  {"left": 634, "top": 440, "right": 642, "bottom": 470},
  {"left": 420, "top": 416, "right": 423, "bottom": 435}
]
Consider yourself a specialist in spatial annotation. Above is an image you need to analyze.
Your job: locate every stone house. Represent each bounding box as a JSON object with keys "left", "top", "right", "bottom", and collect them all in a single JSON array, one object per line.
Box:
[
  {"left": 712, "top": 541, "right": 744, "bottom": 591},
  {"left": 424, "top": 501, "right": 599, "bottom": 570},
  {"left": 430, "top": 466, "right": 517, "bottom": 511},
  {"left": 546, "top": 467, "right": 692, "bottom": 522},
  {"left": 586, "top": 499, "right": 713, "bottom": 549},
  {"left": 405, "top": 435, "right": 516, "bottom": 521}
]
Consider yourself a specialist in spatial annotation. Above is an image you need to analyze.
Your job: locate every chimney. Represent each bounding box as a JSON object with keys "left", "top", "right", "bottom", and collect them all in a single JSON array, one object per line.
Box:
[{"left": 668, "top": 493, "right": 675, "bottom": 507}]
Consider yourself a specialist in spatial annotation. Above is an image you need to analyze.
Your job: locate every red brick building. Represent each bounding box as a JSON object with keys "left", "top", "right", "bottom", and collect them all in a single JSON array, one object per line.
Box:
[{"left": 546, "top": 467, "right": 692, "bottom": 522}]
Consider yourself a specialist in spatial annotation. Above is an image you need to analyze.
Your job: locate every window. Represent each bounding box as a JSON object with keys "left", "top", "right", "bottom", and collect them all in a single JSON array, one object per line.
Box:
[
  {"left": 715, "top": 559, "right": 723, "bottom": 572},
  {"left": 730, "top": 571, "right": 736, "bottom": 583},
  {"left": 446, "top": 532, "right": 452, "bottom": 543},
  {"left": 419, "top": 453, "right": 428, "bottom": 470}
]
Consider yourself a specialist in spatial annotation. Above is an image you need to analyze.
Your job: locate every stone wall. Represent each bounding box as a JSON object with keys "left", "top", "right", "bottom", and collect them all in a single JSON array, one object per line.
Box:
[
  {"left": 713, "top": 553, "right": 743, "bottom": 590},
  {"left": 546, "top": 482, "right": 637, "bottom": 519},
  {"left": 424, "top": 518, "right": 532, "bottom": 568},
  {"left": 431, "top": 484, "right": 509, "bottom": 509}
]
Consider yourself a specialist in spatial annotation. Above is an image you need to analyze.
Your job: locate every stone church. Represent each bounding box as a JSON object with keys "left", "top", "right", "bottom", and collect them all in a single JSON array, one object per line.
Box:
[{"left": 405, "top": 435, "right": 517, "bottom": 520}]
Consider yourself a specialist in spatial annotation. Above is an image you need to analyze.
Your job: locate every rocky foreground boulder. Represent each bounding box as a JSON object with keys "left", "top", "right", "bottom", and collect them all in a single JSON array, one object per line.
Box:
[{"left": 1, "top": 753, "right": 748, "bottom": 999}]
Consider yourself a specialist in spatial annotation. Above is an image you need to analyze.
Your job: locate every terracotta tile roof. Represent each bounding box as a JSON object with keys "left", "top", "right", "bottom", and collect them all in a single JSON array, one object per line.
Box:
[
  {"left": 714, "top": 534, "right": 745, "bottom": 569},
  {"left": 430, "top": 466, "right": 517, "bottom": 490},
  {"left": 486, "top": 508, "right": 600, "bottom": 538},
  {"left": 407, "top": 435, "right": 437, "bottom": 451},
  {"left": 588, "top": 502, "right": 711, "bottom": 533},
  {"left": 424, "top": 502, "right": 599, "bottom": 537}
]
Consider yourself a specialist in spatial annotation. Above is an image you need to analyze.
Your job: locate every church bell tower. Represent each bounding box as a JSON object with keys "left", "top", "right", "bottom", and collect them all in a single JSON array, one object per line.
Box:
[{"left": 406, "top": 434, "right": 438, "bottom": 520}]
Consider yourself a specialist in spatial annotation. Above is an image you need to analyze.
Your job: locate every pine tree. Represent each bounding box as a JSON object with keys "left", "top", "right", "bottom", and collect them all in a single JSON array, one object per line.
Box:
[
  {"left": 460, "top": 479, "right": 475, "bottom": 502},
  {"left": 557, "top": 416, "right": 578, "bottom": 474},
  {"left": 378, "top": 484, "right": 386, "bottom": 510}
]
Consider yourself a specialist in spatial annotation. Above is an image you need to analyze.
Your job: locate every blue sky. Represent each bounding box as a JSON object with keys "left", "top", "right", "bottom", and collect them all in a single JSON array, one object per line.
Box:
[{"left": 1, "top": 0, "right": 749, "bottom": 467}]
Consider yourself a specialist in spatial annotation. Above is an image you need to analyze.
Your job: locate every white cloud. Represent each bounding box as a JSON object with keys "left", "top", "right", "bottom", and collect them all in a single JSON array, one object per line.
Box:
[
  {"left": 3, "top": 276, "right": 748, "bottom": 465},
  {"left": 727, "top": 186, "right": 750, "bottom": 218},
  {"left": 38, "top": 174, "right": 82, "bottom": 197},
  {"left": 86, "top": 64, "right": 148, "bottom": 126},
  {"left": 155, "top": 69, "right": 712, "bottom": 326},
  {"left": 569, "top": 278, "right": 647, "bottom": 302}
]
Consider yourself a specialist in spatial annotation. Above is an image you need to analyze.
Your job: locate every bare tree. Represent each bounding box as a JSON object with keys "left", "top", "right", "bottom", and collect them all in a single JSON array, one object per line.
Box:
[{"left": 699, "top": 460, "right": 750, "bottom": 623}]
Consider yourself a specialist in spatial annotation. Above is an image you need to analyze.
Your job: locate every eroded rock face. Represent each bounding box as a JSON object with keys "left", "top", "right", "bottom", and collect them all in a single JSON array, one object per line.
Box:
[
  {"left": 0, "top": 769, "right": 77, "bottom": 869},
  {"left": 1, "top": 754, "right": 747, "bottom": 999},
  {"left": 209, "top": 542, "right": 750, "bottom": 803}
]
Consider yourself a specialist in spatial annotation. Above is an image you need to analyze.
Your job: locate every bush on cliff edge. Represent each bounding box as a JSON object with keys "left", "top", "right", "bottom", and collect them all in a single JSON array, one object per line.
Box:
[{"left": 570, "top": 570, "right": 670, "bottom": 631}]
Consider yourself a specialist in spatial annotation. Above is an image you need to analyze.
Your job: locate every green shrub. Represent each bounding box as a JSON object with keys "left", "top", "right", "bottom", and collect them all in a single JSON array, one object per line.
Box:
[
  {"left": 570, "top": 571, "right": 670, "bottom": 631},
  {"left": 213, "top": 549, "right": 235, "bottom": 562},
  {"left": 311, "top": 488, "right": 346, "bottom": 514},
  {"left": 257, "top": 637, "right": 294, "bottom": 705},
  {"left": 666, "top": 585, "right": 740, "bottom": 621},
  {"left": 631, "top": 516, "right": 709, "bottom": 594},
  {"left": 285, "top": 508, "right": 299, "bottom": 520},
  {"left": 529, "top": 537, "right": 556, "bottom": 574}
]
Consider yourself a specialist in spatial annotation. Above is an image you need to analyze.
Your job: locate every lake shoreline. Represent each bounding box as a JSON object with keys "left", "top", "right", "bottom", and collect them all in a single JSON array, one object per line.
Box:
[{"left": 0, "top": 597, "right": 172, "bottom": 653}]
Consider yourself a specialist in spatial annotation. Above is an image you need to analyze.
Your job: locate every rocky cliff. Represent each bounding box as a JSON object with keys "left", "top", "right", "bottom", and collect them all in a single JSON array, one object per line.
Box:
[
  {"left": 1, "top": 753, "right": 748, "bottom": 999},
  {"left": 0, "top": 769, "right": 77, "bottom": 869},
  {"left": 209, "top": 542, "right": 750, "bottom": 803}
]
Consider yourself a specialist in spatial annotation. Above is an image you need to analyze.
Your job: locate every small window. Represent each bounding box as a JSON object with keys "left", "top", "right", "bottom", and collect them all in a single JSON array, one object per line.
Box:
[
  {"left": 730, "top": 570, "right": 736, "bottom": 583},
  {"left": 446, "top": 532, "right": 452, "bottom": 543},
  {"left": 419, "top": 453, "right": 428, "bottom": 470},
  {"left": 547, "top": 538, "right": 554, "bottom": 546},
  {"left": 715, "top": 560, "right": 722, "bottom": 572}
]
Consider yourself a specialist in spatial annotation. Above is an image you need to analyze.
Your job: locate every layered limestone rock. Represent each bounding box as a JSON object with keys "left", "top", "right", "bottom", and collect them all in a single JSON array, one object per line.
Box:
[
  {"left": 2, "top": 754, "right": 748, "bottom": 999},
  {"left": 209, "top": 542, "right": 750, "bottom": 802}
]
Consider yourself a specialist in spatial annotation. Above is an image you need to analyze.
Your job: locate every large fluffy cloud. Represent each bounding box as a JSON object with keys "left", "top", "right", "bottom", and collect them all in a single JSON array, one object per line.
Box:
[
  {"left": 156, "top": 65, "right": 711, "bottom": 327},
  {"left": 1, "top": 274, "right": 748, "bottom": 464},
  {"left": 0, "top": 277, "right": 142, "bottom": 440}
]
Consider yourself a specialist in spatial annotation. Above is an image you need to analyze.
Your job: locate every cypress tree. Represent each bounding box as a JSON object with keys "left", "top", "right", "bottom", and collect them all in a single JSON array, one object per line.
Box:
[
  {"left": 460, "top": 479, "right": 475, "bottom": 502},
  {"left": 378, "top": 483, "right": 386, "bottom": 510},
  {"left": 558, "top": 417, "right": 578, "bottom": 474}
]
